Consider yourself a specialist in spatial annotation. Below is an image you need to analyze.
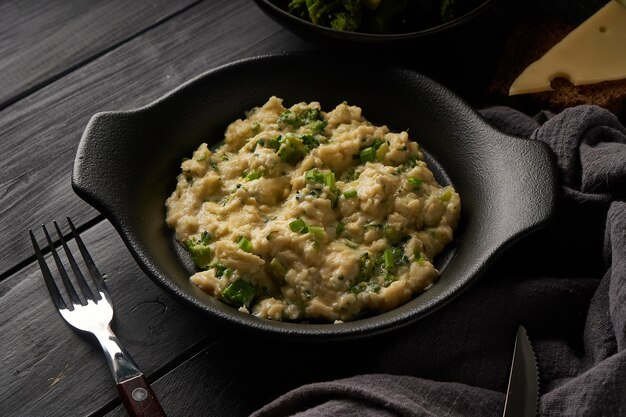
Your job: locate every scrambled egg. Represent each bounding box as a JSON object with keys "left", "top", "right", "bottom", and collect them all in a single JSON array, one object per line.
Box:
[{"left": 165, "top": 96, "right": 460, "bottom": 322}]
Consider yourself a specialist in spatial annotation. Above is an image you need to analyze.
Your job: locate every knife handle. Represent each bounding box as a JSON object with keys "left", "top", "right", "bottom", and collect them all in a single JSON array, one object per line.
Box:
[{"left": 117, "top": 374, "right": 167, "bottom": 417}]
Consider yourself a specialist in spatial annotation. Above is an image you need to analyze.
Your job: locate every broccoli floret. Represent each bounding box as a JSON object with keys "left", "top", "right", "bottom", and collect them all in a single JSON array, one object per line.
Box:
[
  {"left": 184, "top": 231, "right": 212, "bottom": 269},
  {"left": 330, "top": 12, "right": 360, "bottom": 31},
  {"left": 278, "top": 108, "right": 326, "bottom": 130},
  {"left": 441, "top": 0, "right": 459, "bottom": 22},
  {"left": 222, "top": 278, "right": 257, "bottom": 308},
  {"left": 277, "top": 134, "right": 308, "bottom": 164},
  {"left": 287, "top": 0, "right": 310, "bottom": 20},
  {"left": 288, "top": 0, "right": 362, "bottom": 31},
  {"left": 304, "top": 0, "right": 340, "bottom": 25}
]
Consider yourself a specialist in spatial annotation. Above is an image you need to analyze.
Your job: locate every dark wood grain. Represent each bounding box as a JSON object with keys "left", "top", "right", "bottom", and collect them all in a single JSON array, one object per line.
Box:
[
  {"left": 102, "top": 331, "right": 377, "bottom": 417},
  {"left": 0, "top": 219, "right": 217, "bottom": 417},
  {"left": 0, "top": 0, "right": 314, "bottom": 278},
  {"left": 0, "top": 0, "right": 200, "bottom": 110}
]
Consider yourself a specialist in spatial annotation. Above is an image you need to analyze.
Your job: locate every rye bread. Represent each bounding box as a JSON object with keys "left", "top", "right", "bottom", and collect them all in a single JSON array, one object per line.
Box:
[{"left": 487, "top": 18, "right": 626, "bottom": 118}]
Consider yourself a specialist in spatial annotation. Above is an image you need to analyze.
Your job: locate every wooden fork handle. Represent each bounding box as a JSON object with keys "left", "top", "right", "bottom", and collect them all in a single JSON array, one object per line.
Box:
[{"left": 117, "top": 374, "right": 167, "bottom": 417}]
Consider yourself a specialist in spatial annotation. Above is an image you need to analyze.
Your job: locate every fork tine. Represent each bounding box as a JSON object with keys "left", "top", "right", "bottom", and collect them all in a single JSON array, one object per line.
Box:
[
  {"left": 53, "top": 220, "right": 96, "bottom": 302},
  {"left": 42, "top": 223, "right": 83, "bottom": 306},
  {"left": 67, "top": 217, "right": 107, "bottom": 297},
  {"left": 29, "top": 229, "right": 68, "bottom": 310}
]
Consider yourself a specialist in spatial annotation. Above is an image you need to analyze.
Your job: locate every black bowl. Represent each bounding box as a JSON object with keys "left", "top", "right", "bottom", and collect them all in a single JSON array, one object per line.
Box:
[
  {"left": 73, "top": 52, "right": 557, "bottom": 342},
  {"left": 252, "top": 0, "right": 498, "bottom": 47}
]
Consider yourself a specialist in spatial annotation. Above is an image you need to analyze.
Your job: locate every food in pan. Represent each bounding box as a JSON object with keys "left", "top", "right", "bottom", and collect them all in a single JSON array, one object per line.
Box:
[{"left": 165, "top": 96, "right": 460, "bottom": 322}]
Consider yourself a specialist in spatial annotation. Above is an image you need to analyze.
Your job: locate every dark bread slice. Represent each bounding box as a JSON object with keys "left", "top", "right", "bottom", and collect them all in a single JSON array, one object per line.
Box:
[
  {"left": 535, "top": 78, "right": 626, "bottom": 115},
  {"left": 487, "top": 18, "right": 626, "bottom": 118}
]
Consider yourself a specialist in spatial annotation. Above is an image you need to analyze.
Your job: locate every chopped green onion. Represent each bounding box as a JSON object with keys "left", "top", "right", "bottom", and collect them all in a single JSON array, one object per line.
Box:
[
  {"left": 360, "top": 147, "right": 376, "bottom": 163},
  {"left": 308, "top": 226, "right": 326, "bottom": 239},
  {"left": 439, "top": 186, "right": 454, "bottom": 201},
  {"left": 372, "top": 138, "right": 385, "bottom": 150},
  {"left": 244, "top": 170, "right": 262, "bottom": 181},
  {"left": 336, "top": 222, "right": 345, "bottom": 236},
  {"left": 414, "top": 250, "right": 426, "bottom": 265},
  {"left": 289, "top": 218, "right": 308, "bottom": 234},
  {"left": 323, "top": 171, "right": 336, "bottom": 189},
  {"left": 270, "top": 258, "right": 287, "bottom": 280},
  {"left": 376, "top": 142, "right": 389, "bottom": 161},
  {"left": 305, "top": 169, "right": 335, "bottom": 189},
  {"left": 383, "top": 248, "right": 395, "bottom": 270},
  {"left": 383, "top": 247, "right": 406, "bottom": 272},
  {"left": 343, "top": 189, "right": 357, "bottom": 198},
  {"left": 407, "top": 177, "right": 423, "bottom": 187},
  {"left": 237, "top": 236, "right": 253, "bottom": 252}
]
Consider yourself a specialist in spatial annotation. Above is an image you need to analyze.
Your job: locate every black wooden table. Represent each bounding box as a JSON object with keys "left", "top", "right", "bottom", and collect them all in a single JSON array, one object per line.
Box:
[{"left": 0, "top": 1, "right": 560, "bottom": 416}]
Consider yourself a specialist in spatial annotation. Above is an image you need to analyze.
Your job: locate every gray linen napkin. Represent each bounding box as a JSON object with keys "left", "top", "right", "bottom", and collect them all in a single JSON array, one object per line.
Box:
[{"left": 252, "top": 105, "right": 626, "bottom": 417}]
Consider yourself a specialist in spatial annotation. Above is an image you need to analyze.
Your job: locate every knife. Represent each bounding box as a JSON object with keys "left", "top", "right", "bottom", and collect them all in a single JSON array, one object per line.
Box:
[{"left": 502, "top": 326, "right": 539, "bottom": 417}]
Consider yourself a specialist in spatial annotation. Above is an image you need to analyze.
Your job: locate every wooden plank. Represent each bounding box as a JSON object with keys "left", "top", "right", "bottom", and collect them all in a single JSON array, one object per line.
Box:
[
  {"left": 0, "top": 0, "right": 314, "bottom": 277},
  {"left": 0, "top": 219, "right": 217, "bottom": 417},
  {"left": 103, "top": 334, "right": 366, "bottom": 417},
  {"left": 0, "top": 0, "right": 200, "bottom": 110}
]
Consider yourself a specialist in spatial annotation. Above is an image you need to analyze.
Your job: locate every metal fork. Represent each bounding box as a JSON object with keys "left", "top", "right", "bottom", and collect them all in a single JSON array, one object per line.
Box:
[{"left": 29, "top": 217, "right": 166, "bottom": 417}]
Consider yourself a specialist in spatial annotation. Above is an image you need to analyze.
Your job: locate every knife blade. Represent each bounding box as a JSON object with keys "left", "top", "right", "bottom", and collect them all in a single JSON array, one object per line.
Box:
[{"left": 502, "top": 326, "right": 539, "bottom": 417}]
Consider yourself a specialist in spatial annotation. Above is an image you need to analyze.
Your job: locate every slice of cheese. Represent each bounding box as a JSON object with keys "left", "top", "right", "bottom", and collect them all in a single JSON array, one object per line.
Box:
[{"left": 509, "top": 0, "right": 626, "bottom": 96}]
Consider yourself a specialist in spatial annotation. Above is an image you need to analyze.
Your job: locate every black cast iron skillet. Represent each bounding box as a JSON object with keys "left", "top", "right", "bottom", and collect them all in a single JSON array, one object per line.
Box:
[{"left": 72, "top": 52, "right": 557, "bottom": 342}]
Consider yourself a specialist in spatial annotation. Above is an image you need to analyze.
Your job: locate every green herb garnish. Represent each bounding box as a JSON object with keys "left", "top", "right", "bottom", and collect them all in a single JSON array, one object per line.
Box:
[
  {"left": 289, "top": 218, "right": 308, "bottom": 234},
  {"left": 237, "top": 236, "right": 253, "bottom": 252},
  {"left": 407, "top": 177, "right": 423, "bottom": 188},
  {"left": 308, "top": 226, "right": 326, "bottom": 240},
  {"left": 360, "top": 147, "right": 376, "bottom": 163},
  {"left": 244, "top": 170, "right": 263, "bottom": 181}
]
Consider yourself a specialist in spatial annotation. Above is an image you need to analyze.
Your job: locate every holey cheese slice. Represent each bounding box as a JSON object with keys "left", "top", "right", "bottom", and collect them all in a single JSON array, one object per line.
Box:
[{"left": 509, "top": 0, "right": 626, "bottom": 96}]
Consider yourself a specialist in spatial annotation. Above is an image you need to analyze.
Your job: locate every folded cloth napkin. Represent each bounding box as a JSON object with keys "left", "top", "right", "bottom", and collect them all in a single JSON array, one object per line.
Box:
[{"left": 251, "top": 105, "right": 626, "bottom": 417}]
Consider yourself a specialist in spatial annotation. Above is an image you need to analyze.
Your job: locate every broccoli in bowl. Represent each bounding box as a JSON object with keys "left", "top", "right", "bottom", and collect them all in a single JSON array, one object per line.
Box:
[{"left": 286, "top": 0, "right": 484, "bottom": 34}]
